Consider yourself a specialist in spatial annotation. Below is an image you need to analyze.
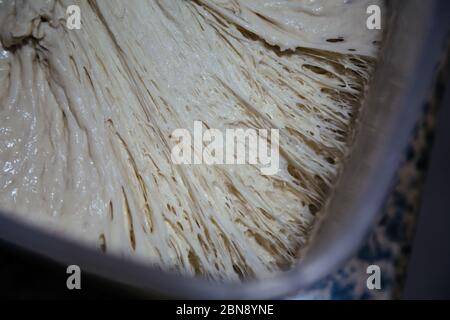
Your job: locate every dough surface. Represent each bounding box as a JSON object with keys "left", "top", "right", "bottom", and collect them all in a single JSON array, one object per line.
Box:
[{"left": 0, "top": 0, "right": 382, "bottom": 280}]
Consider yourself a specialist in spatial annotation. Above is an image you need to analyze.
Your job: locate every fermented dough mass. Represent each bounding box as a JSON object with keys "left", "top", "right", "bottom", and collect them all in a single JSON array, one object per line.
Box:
[{"left": 0, "top": 0, "right": 383, "bottom": 280}]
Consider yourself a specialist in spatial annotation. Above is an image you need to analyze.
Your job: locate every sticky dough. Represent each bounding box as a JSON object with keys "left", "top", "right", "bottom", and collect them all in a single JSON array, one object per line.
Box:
[{"left": 0, "top": 0, "right": 382, "bottom": 280}]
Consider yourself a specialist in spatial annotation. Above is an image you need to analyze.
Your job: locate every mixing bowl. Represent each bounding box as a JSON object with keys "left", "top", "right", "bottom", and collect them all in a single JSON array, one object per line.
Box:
[{"left": 0, "top": 0, "right": 449, "bottom": 299}]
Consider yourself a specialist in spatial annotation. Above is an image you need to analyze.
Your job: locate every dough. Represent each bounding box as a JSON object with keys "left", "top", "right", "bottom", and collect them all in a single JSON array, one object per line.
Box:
[{"left": 0, "top": 0, "right": 382, "bottom": 280}]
